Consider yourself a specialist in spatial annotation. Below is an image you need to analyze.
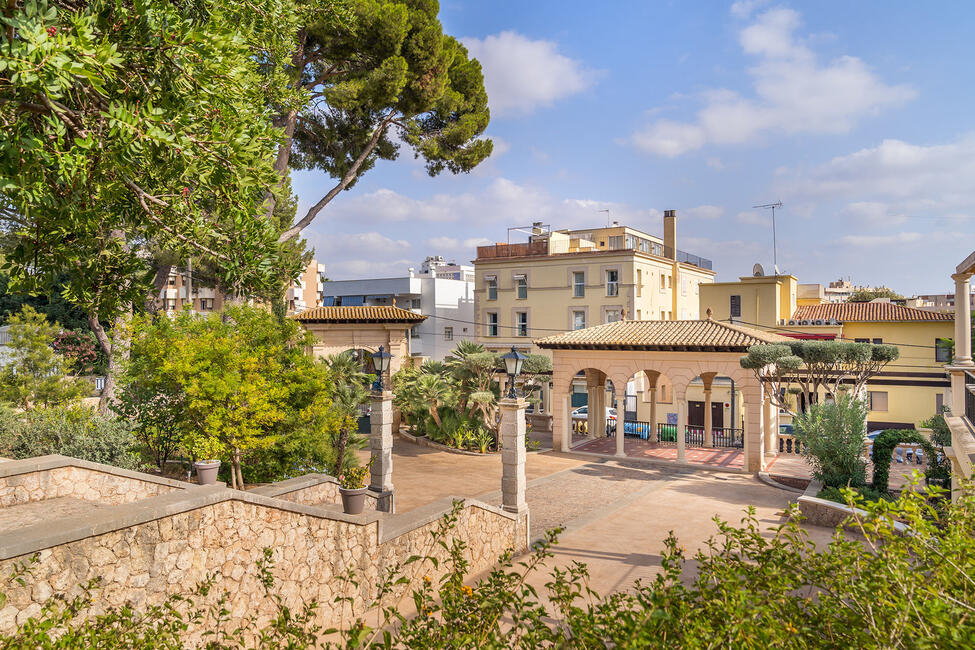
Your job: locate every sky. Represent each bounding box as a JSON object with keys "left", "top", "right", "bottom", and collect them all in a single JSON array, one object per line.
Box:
[{"left": 292, "top": 0, "right": 975, "bottom": 295}]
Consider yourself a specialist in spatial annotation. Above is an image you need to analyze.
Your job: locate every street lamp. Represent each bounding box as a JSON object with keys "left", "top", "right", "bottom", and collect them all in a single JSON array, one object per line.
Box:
[
  {"left": 500, "top": 346, "right": 527, "bottom": 399},
  {"left": 371, "top": 346, "right": 392, "bottom": 391}
]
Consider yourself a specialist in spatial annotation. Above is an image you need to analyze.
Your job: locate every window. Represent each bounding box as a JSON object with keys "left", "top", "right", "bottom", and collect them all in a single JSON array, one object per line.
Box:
[
  {"left": 636, "top": 269, "right": 642, "bottom": 297},
  {"left": 868, "top": 391, "right": 888, "bottom": 412},
  {"left": 730, "top": 295, "right": 742, "bottom": 318},
  {"left": 411, "top": 298, "right": 421, "bottom": 309},
  {"left": 681, "top": 278, "right": 687, "bottom": 296},
  {"left": 410, "top": 326, "right": 420, "bottom": 338},
  {"left": 936, "top": 392, "right": 945, "bottom": 414},
  {"left": 486, "top": 277, "right": 497, "bottom": 300},
  {"left": 486, "top": 312, "right": 498, "bottom": 337},
  {"left": 515, "top": 275, "right": 528, "bottom": 299},
  {"left": 572, "top": 271, "right": 585, "bottom": 297},
  {"left": 854, "top": 338, "right": 869, "bottom": 343},
  {"left": 660, "top": 274, "right": 667, "bottom": 291},
  {"left": 573, "top": 310, "right": 586, "bottom": 330},
  {"left": 605, "top": 269, "right": 619, "bottom": 296},
  {"left": 199, "top": 298, "right": 214, "bottom": 311},
  {"left": 164, "top": 299, "right": 177, "bottom": 311},
  {"left": 608, "top": 235, "right": 623, "bottom": 249},
  {"left": 168, "top": 276, "right": 176, "bottom": 286},
  {"left": 936, "top": 338, "right": 952, "bottom": 363},
  {"left": 605, "top": 308, "right": 622, "bottom": 324},
  {"left": 516, "top": 312, "right": 528, "bottom": 337},
  {"left": 660, "top": 309, "right": 667, "bottom": 319},
  {"left": 872, "top": 338, "right": 883, "bottom": 345},
  {"left": 444, "top": 327, "right": 453, "bottom": 341}
]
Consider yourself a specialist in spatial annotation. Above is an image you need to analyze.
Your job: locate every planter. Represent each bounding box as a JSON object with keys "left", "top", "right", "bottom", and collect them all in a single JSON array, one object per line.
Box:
[
  {"left": 340, "top": 487, "right": 368, "bottom": 515},
  {"left": 194, "top": 460, "right": 221, "bottom": 485}
]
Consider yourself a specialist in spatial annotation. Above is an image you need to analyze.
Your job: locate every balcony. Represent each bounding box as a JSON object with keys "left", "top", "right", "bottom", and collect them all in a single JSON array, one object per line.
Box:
[{"left": 476, "top": 240, "right": 548, "bottom": 259}]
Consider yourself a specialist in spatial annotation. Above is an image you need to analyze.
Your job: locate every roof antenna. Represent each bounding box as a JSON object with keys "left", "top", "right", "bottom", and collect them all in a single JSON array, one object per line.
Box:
[
  {"left": 598, "top": 209, "right": 610, "bottom": 227},
  {"left": 752, "top": 201, "right": 783, "bottom": 274}
]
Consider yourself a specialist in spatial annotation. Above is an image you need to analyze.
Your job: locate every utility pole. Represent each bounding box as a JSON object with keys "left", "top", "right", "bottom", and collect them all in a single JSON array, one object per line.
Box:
[{"left": 752, "top": 201, "right": 783, "bottom": 274}]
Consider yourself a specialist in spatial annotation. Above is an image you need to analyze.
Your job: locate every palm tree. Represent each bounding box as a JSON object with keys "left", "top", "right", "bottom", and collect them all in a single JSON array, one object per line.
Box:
[
  {"left": 326, "top": 351, "right": 371, "bottom": 478},
  {"left": 417, "top": 373, "right": 451, "bottom": 429}
]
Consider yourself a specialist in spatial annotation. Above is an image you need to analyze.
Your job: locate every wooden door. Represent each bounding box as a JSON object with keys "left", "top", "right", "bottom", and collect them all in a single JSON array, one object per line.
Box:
[
  {"left": 711, "top": 402, "right": 724, "bottom": 429},
  {"left": 688, "top": 401, "right": 705, "bottom": 427}
]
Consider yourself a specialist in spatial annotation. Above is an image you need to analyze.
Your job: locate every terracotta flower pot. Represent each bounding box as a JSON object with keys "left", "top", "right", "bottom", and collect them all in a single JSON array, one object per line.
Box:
[
  {"left": 340, "top": 487, "right": 368, "bottom": 515},
  {"left": 194, "top": 460, "right": 221, "bottom": 485}
]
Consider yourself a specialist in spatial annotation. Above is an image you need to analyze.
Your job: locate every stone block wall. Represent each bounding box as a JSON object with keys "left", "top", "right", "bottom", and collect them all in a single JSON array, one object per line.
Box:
[
  {"left": 0, "top": 488, "right": 524, "bottom": 635},
  {"left": 0, "top": 460, "right": 184, "bottom": 508}
]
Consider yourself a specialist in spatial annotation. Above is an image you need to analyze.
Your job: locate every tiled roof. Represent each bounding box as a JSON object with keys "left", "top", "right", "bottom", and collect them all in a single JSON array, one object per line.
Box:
[
  {"left": 535, "top": 319, "right": 791, "bottom": 351},
  {"left": 792, "top": 303, "right": 953, "bottom": 323},
  {"left": 293, "top": 306, "right": 427, "bottom": 323}
]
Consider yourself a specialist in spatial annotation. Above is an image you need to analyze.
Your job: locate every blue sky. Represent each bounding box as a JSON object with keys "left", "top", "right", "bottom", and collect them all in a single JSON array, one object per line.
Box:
[{"left": 293, "top": 1, "right": 975, "bottom": 294}]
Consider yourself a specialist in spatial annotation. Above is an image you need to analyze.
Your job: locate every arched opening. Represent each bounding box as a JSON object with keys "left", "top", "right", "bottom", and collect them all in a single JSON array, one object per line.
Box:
[{"left": 684, "top": 373, "right": 744, "bottom": 449}]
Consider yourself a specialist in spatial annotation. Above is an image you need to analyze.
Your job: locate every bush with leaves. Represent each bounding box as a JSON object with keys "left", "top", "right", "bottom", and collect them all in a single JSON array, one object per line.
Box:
[
  {"left": 4, "top": 480, "right": 974, "bottom": 647},
  {"left": 792, "top": 393, "right": 869, "bottom": 488},
  {"left": 0, "top": 405, "right": 141, "bottom": 470}
]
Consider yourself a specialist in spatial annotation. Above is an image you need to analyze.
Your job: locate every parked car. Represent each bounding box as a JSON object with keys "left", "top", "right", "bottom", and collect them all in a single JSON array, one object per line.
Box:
[{"left": 571, "top": 405, "right": 617, "bottom": 421}]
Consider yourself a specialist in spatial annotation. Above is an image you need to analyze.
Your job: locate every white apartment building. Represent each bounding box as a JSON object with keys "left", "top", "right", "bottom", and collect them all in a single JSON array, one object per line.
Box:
[{"left": 320, "top": 256, "right": 475, "bottom": 361}]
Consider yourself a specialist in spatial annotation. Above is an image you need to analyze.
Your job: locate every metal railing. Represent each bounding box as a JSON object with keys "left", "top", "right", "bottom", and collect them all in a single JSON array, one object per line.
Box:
[
  {"left": 657, "top": 423, "right": 678, "bottom": 445},
  {"left": 475, "top": 240, "right": 548, "bottom": 259}
]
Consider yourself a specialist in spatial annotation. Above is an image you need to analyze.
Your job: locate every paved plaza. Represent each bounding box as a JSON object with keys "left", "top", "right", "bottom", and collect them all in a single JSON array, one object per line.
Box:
[{"left": 364, "top": 436, "right": 837, "bottom": 597}]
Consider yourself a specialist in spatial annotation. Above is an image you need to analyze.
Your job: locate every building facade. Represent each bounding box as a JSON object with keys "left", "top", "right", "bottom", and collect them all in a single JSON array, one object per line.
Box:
[
  {"left": 320, "top": 256, "right": 475, "bottom": 361},
  {"left": 155, "top": 258, "right": 323, "bottom": 316},
  {"left": 700, "top": 273, "right": 952, "bottom": 431},
  {"left": 944, "top": 250, "right": 975, "bottom": 500}
]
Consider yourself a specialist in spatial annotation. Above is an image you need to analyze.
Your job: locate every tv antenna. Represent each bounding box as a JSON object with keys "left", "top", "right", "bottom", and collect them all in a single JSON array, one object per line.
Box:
[
  {"left": 752, "top": 201, "right": 783, "bottom": 274},
  {"left": 598, "top": 209, "right": 610, "bottom": 227}
]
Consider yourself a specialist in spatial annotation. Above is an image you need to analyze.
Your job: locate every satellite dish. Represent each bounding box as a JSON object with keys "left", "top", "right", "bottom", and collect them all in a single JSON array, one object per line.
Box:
[{"left": 752, "top": 263, "right": 765, "bottom": 277}]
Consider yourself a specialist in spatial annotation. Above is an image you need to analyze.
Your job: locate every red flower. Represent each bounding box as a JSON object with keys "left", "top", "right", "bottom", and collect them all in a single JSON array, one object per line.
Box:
[
  {"left": 181, "top": 187, "right": 190, "bottom": 197},
  {"left": 47, "top": 26, "right": 57, "bottom": 37}
]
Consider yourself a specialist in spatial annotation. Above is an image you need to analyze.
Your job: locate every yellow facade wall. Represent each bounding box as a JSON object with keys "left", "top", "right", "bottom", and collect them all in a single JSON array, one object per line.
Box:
[{"left": 699, "top": 275, "right": 796, "bottom": 325}]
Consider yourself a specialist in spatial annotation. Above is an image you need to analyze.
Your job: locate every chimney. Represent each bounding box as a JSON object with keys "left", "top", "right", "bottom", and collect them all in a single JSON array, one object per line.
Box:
[{"left": 663, "top": 209, "right": 677, "bottom": 259}]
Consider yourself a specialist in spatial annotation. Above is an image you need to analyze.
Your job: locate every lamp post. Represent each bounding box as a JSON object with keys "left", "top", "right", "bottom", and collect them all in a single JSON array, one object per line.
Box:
[
  {"left": 369, "top": 345, "right": 394, "bottom": 512},
  {"left": 500, "top": 346, "right": 527, "bottom": 399}
]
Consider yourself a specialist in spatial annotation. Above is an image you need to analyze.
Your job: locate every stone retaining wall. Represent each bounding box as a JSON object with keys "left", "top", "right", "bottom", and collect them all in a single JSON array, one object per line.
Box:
[
  {"left": 0, "top": 463, "right": 527, "bottom": 635},
  {"left": 0, "top": 456, "right": 187, "bottom": 507}
]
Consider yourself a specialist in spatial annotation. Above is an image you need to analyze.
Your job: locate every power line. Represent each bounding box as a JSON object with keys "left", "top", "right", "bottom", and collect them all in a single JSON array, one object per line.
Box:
[{"left": 729, "top": 318, "right": 947, "bottom": 350}]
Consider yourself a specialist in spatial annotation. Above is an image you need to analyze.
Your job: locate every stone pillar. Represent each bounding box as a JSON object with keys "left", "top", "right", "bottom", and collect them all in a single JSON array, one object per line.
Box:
[
  {"left": 743, "top": 389, "right": 765, "bottom": 473},
  {"left": 369, "top": 390, "right": 395, "bottom": 512},
  {"left": 586, "top": 374, "right": 603, "bottom": 440},
  {"left": 763, "top": 396, "right": 777, "bottom": 455},
  {"left": 676, "top": 397, "right": 686, "bottom": 461},
  {"left": 649, "top": 387, "right": 658, "bottom": 443},
  {"left": 499, "top": 397, "right": 529, "bottom": 515},
  {"left": 703, "top": 388, "right": 713, "bottom": 448},
  {"left": 614, "top": 393, "right": 626, "bottom": 457},
  {"left": 561, "top": 394, "right": 571, "bottom": 452},
  {"left": 953, "top": 273, "right": 973, "bottom": 365}
]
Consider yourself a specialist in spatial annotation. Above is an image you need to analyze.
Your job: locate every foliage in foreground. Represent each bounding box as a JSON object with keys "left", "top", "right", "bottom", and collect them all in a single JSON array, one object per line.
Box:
[{"left": 3, "top": 479, "right": 973, "bottom": 648}]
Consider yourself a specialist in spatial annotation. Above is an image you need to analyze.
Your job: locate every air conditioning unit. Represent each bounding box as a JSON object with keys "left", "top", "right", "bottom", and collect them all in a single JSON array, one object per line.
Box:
[
  {"left": 812, "top": 319, "right": 825, "bottom": 326},
  {"left": 799, "top": 320, "right": 811, "bottom": 326},
  {"left": 787, "top": 319, "right": 798, "bottom": 326}
]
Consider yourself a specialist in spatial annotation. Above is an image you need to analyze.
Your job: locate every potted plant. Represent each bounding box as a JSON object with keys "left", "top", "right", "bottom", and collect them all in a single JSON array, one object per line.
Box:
[
  {"left": 338, "top": 460, "right": 372, "bottom": 515},
  {"left": 191, "top": 438, "right": 223, "bottom": 486}
]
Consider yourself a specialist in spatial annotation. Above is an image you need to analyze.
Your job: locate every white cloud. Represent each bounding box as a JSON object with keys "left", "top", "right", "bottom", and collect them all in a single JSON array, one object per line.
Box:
[
  {"left": 836, "top": 232, "right": 922, "bottom": 247},
  {"left": 730, "top": 0, "right": 771, "bottom": 19},
  {"left": 684, "top": 205, "right": 725, "bottom": 220},
  {"left": 629, "top": 7, "right": 915, "bottom": 156},
  {"left": 462, "top": 31, "right": 597, "bottom": 116},
  {"left": 736, "top": 210, "right": 767, "bottom": 225}
]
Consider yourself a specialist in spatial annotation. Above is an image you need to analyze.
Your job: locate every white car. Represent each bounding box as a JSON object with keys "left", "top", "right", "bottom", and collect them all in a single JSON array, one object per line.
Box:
[{"left": 571, "top": 405, "right": 617, "bottom": 422}]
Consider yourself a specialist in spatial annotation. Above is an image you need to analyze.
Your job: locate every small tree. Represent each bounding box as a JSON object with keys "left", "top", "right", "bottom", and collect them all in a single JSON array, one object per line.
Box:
[
  {"left": 741, "top": 340, "right": 899, "bottom": 415},
  {"left": 323, "top": 351, "right": 372, "bottom": 479},
  {"left": 0, "top": 305, "right": 88, "bottom": 409},
  {"left": 792, "top": 394, "right": 869, "bottom": 488}
]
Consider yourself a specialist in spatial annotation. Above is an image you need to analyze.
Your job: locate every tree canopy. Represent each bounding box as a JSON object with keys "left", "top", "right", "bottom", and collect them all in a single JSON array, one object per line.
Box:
[
  {"left": 847, "top": 287, "right": 903, "bottom": 302},
  {"left": 265, "top": 0, "right": 493, "bottom": 241},
  {"left": 740, "top": 339, "right": 899, "bottom": 414}
]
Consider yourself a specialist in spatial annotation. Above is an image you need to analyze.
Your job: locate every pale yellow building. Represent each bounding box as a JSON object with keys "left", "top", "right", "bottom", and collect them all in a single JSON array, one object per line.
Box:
[
  {"left": 700, "top": 273, "right": 953, "bottom": 431},
  {"left": 474, "top": 212, "right": 716, "bottom": 415}
]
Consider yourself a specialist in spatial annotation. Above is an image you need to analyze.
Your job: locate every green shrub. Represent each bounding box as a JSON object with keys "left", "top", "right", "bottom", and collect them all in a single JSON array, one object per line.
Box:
[
  {"left": 793, "top": 394, "right": 868, "bottom": 488},
  {"left": 818, "top": 485, "right": 892, "bottom": 504},
  {"left": 0, "top": 405, "right": 142, "bottom": 470},
  {"left": 870, "top": 429, "right": 938, "bottom": 494}
]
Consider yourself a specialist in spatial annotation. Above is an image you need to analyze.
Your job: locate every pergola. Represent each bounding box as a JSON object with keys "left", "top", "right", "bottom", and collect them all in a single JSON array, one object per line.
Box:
[{"left": 536, "top": 318, "right": 792, "bottom": 472}]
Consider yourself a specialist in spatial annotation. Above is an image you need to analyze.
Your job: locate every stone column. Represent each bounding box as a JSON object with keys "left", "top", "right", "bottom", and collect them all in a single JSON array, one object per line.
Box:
[
  {"left": 676, "top": 397, "right": 686, "bottom": 461},
  {"left": 369, "top": 390, "right": 395, "bottom": 512},
  {"left": 649, "top": 387, "right": 658, "bottom": 443},
  {"left": 586, "top": 374, "right": 602, "bottom": 440},
  {"left": 743, "top": 389, "right": 765, "bottom": 473},
  {"left": 953, "top": 273, "right": 973, "bottom": 365},
  {"left": 499, "top": 397, "right": 529, "bottom": 515},
  {"left": 614, "top": 393, "right": 626, "bottom": 457},
  {"left": 703, "top": 388, "right": 713, "bottom": 448},
  {"left": 763, "top": 396, "right": 777, "bottom": 455},
  {"left": 561, "top": 394, "right": 571, "bottom": 452}
]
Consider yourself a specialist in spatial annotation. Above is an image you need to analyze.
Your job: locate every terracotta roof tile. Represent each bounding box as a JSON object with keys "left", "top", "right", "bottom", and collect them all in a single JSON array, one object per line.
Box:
[
  {"left": 535, "top": 319, "right": 791, "bottom": 351},
  {"left": 293, "top": 306, "right": 427, "bottom": 323},
  {"left": 792, "top": 303, "right": 952, "bottom": 323}
]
